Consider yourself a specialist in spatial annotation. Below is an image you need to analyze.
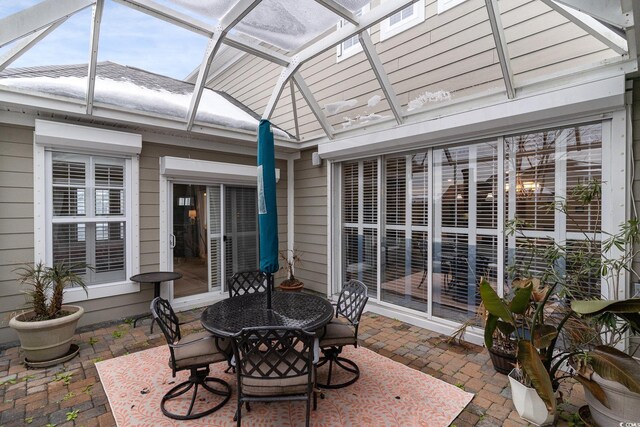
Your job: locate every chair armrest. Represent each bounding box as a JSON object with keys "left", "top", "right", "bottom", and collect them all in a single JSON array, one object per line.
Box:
[
  {"left": 313, "top": 338, "right": 320, "bottom": 364},
  {"left": 168, "top": 334, "right": 215, "bottom": 349}
]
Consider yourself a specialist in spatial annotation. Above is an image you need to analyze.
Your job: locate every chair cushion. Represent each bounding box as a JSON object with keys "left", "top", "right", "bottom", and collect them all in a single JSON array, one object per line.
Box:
[
  {"left": 319, "top": 320, "right": 356, "bottom": 348},
  {"left": 172, "top": 331, "right": 229, "bottom": 369},
  {"left": 240, "top": 352, "right": 314, "bottom": 396}
]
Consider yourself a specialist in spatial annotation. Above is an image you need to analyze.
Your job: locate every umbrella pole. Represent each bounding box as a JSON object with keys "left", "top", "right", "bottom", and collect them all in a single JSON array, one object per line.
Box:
[{"left": 266, "top": 273, "right": 273, "bottom": 310}]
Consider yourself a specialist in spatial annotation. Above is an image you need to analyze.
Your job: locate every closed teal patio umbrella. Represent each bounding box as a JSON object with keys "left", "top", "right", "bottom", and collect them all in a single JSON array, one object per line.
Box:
[{"left": 257, "top": 119, "right": 278, "bottom": 309}]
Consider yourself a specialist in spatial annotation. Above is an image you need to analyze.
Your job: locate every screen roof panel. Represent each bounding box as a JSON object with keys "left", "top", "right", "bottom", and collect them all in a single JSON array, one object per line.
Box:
[{"left": 167, "top": 0, "right": 370, "bottom": 51}]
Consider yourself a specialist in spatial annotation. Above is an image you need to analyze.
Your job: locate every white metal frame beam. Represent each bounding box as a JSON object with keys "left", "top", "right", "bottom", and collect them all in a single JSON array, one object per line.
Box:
[
  {"left": 0, "top": 20, "right": 67, "bottom": 72},
  {"left": 186, "top": 0, "right": 263, "bottom": 130},
  {"left": 0, "top": 0, "right": 94, "bottom": 48},
  {"left": 358, "top": 31, "right": 404, "bottom": 124},
  {"left": 485, "top": 0, "right": 516, "bottom": 99},
  {"left": 313, "top": 0, "right": 359, "bottom": 25},
  {"left": 86, "top": 0, "right": 105, "bottom": 115},
  {"left": 540, "top": 0, "right": 628, "bottom": 55},
  {"left": 292, "top": 72, "right": 334, "bottom": 139},
  {"left": 294, "top": 0, "right": 418, "bottom": 62},
  {"left": 113, "top": 0, "right": 290, "bottom": 67},
  {"left": 262, "top": 58, "right": 300, "bottom": 120},
  {"left": 552, "top": 0, "right": 632, "bottom": 29},
  {"left": 262, "top": 0, "right": 416, "bottom": 135},
  {"left": 290, "top": 81, "right": 300, "bottom": 139}
]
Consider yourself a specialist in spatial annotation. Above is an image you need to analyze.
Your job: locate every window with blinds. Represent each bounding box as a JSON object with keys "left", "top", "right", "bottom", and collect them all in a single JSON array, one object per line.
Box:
[
  {"left": 381, "top": 153, "right": 429, "bottom": 312},
  {"left": 337, "top": 122, "right": 604, "bottom": 324},
  {"left": 224, "top": 186, "right": 259, "bottom": 278},
  {"left": 505, "top": 124, "right": 602, "bottom": 299},
  {"left": 51, "top": 153, "right": 126, "bottom": 285},
  {"left": 342, "top": 160, "right": 378, "bottom": 298}
]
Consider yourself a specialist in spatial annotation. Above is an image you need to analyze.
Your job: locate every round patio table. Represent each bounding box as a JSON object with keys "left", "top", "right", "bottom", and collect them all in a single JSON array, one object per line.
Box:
[
  {"left": 201, "top": 292, "right": 334, "bottom": 337},
  {"left": 130, "top": 271, "right": 182, "bottom": 332}
]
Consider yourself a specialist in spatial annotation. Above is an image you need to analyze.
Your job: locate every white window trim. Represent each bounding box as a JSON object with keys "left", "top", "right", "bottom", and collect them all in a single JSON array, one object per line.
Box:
[
  {"left": 34, "top": 119, "right": 142, "bottom": 302},
  {"left": 330, "top": 113, "right": 627, "bottom": 346},
  {"left": 336, "top": 4, "right": 370, "bottom": 63},
  {"left": 380, "top": 0, "right": 425, "bottom": 42},
  {"left": 158, "top": 156, "right": 279, "bottom": 309},
  {"left": 437, "top": 0, "right": 467, "bottom": 14}
]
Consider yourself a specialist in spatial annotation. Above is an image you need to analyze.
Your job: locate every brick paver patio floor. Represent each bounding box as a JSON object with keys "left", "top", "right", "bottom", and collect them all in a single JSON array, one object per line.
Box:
[{"left": 0, "top": 309, "right": 585, "bottom": 426}]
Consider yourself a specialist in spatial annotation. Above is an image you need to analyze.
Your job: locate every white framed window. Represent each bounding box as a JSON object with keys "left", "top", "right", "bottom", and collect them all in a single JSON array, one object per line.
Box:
[
  {"left": 336, "top": 4, "right": 370, "bottom": 62},
  {"left": 380, "top": 0, "right": 425, "bottom": 41},
  {"left": 34, "top": 120, "right": 141, "bottom": 301},
  {"left": 437, "top": 0, "right": 467, "bottom": 14},
  {"left": 336, "top": 121, "right": 612, "bottom": 324}
]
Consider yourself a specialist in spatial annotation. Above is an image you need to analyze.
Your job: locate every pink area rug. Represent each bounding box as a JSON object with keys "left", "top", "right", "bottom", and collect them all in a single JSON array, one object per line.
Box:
[{"left": 96, "top": 345, "right": 473, "bottom": 426}]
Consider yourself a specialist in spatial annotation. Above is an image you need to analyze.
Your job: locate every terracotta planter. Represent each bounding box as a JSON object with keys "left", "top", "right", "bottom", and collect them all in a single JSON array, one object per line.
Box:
[
  {"left": 584, "top": 372, "right": 640, "bottom": 427},
  {"left": 508, "top": 368, "right": 556, "bottom": 426},
  {"left": 279, "top": 279, "right": 304, "bottom": 292},
  {"left": 9, "top": 305, "right": 84, "bottom": 363}
]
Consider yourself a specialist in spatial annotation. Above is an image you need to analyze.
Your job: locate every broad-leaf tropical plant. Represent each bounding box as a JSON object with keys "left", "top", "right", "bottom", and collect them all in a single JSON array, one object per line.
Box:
[{"left": 479, "top": 278, "right": 575, "bottom": 414}]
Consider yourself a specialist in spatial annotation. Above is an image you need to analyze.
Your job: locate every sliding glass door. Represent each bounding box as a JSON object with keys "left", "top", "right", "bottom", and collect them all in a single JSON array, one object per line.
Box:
[
  {"left": 338, "top": 122, "right": 603, "bottom": 324},
  {"left": 173, "top": 183, "right": 258, "bottom": 299}
]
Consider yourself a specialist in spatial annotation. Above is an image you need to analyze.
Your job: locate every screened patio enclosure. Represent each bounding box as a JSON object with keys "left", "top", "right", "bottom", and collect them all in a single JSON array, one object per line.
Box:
[{"left": 0, "top": 0, "right": 639, "bottom": 342}]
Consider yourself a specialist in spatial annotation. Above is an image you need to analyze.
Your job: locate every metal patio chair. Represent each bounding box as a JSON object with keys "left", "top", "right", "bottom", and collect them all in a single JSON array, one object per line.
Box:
[
  {"left": 227, "top": 270, "right": 268, "bottom": 298},
  {"left": 230, "top": 326, "right": 318, "bottom": 427},
  {"left": 151, "top": 297, "right": 231, "bottom": 420},
  {"left": 317, "top": 279, "right": 369, "bottom": 389}
]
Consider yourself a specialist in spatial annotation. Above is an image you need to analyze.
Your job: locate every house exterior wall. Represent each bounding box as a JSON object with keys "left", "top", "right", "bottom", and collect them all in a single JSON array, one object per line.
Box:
[
  {"left": 293, "top": 149, "right": 328, "bottom": 293},
  {"left": 0, "top": 123, "right": 288, "bottom": 344},
  {"left": 0, "top": 124, "right": 35, "bottom": 344},
  {"left": 633, "top": 79, "right": 640, "bottom": 280},
  {"left": 209, "top": 0, "right": 617, "bottom": 140}
]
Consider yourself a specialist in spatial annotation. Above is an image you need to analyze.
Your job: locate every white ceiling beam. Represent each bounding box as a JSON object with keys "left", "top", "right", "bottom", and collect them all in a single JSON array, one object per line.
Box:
[
  {"left": 185, "top": 0, "right": 263, "bottom": 130},
  {"left": 264, "top": 0, "right": 416, "bottom": 138},
  {"left": 222, "top": 36, "right": 290, "bottom": 66},
  {"left": 552, "top": 0, "right": 632, "bottom": 29},
  {"left": 290, "top": 81, "right": 300, "bottom": 139},
  {"left": 358, "top": 32, "right": 404, "bottom": 124},
  {"left": 114, "top": 0, "right": 289, "bottom": 66},
  {"left": 313, "top": 0, "right": 359, "bottom": 25},
  {"left": 541, "top": 0, "right": 628, "bottom": 55},
  {"left": 0, "top": 19, "right": 66, "bottom": 72},
  {"left": 262, "top": 58, "right": 299, "bottom": 120},
  {"left": 292, "top": 72, "right": 334, "bottom": 139},
  {"left": 113, "top": 0, "right": 211, "bottom": 36},
  {"left": 86, "top": 0, "right": 105, "bottom": 115},
  {"left": 485, "top": 0, "right": 516, "bottom": 99},
  {"left": 0, "top": 0, "right": 94, "bottom": 48},
  {"left": 621, "top": 0, "right": 638, "bottom": 61},
  {"left": 294, "top": 0, "right": 417, "bottom": 62}
]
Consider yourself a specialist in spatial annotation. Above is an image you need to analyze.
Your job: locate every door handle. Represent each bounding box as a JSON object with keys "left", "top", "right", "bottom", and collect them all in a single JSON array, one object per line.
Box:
[{"left": 170, "top": 234, "right": 176, "bottom": 249}]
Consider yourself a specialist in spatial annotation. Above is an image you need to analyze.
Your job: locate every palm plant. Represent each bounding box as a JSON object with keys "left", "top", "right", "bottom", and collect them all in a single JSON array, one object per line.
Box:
[{"left": 14, "top": 261, "right": 88, "bottom": 321}]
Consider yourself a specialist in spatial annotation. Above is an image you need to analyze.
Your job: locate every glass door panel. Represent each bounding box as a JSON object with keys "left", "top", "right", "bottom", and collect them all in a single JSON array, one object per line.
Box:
[
  {"left": 224, "top": 186, "right": 259, "bottom": 279},
  {"left": 173, "top": 184, "right": 209, "bottom": 298}
]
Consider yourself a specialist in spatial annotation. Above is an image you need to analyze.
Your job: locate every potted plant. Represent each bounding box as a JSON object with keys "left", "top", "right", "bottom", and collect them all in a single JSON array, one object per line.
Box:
[
  {"left": 9, "top": 261, "right": 88, "bottom": 365},
  {"left": 278, "top": 249, "right": 304, "bottom": 291},
  {"left": 480, "top": 277, "right": 570, "bottom": 426},
  {"left": 502, "top": 179, "right": 640, "bottom": 426}
]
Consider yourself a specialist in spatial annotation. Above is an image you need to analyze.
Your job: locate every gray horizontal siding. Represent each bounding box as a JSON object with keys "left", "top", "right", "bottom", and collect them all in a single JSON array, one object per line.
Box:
[
  {"left": 209, "top": 0, "right": 617, "bottom": 141},
  {"left": 0, "top": 124, "right": 34, "bottom": 343},
  {"left": 293, "top": 149, "right": 328, "bottom": 294},
  {"left": 632, "top": 79, "right": 640, "bottom": 278},
  {"left": 0, "top": 127, "right": 289, "bottom": 344}
]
